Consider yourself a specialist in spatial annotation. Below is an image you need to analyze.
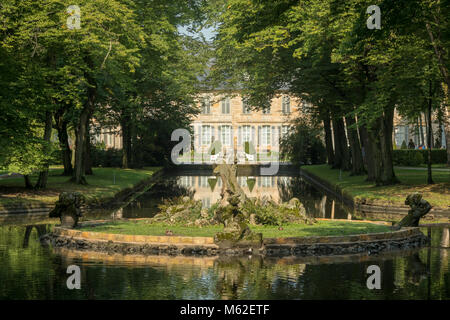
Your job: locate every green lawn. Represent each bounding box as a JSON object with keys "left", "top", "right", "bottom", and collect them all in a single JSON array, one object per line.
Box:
[
  {"left": 0, "top": 167, "right": 161, "bottom": 209},
  {"left": 302, "top": 165, "right": 450, "bottom": 209},
  {"left": 79, "top": 220, "right": 391, "bottom": 238}
]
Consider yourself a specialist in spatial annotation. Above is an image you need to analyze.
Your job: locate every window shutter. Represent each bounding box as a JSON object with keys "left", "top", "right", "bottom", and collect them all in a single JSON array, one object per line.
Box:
[
  {"left": 198, "top": 125, "right": 202, "bottom": 146},
  {"left": 218, "top": 126, "right": 222, "bottom": 144}
]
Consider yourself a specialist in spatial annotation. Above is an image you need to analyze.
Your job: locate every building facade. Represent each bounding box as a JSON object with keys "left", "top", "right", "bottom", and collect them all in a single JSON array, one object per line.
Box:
[
  {"left": 393, "top": 109, "right": 447, "bottom": 149},
  {"left": 190, "top": 91, "right": 309, "bottom": 162}
]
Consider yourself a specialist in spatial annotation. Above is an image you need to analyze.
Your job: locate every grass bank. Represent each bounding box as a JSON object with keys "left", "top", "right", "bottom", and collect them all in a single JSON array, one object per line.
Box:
[
  {"left": 302, "top": 165, "right": 450, "bottom": 209},
  {"left": 79, "top": 220, "right": 391, "bottom": 238},
  {"left": 0, "top": 167, "right": 161, "bottom": 210}
]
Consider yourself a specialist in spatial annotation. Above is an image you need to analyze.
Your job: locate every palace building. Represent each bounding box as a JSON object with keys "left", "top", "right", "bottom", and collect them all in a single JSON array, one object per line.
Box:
[{"left": 189, "top": 91, "right": 310, "bottom": 162}]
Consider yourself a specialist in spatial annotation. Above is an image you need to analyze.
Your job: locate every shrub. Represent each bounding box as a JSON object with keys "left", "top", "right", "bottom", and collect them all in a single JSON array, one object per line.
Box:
[
  {"left": 91, "top": 146, "right": 122, "bottom": 167},
  {"left": 392, "top": 149, "right": 446, "bottom": 166},
  {"left": 280, "top": 118, "right": 326, "bottom": 165}
]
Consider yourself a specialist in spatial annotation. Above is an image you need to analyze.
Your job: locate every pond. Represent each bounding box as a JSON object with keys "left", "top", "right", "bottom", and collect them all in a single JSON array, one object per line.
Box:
[{"left": 0, "top": 173, "right": 449, "bottom": 299}]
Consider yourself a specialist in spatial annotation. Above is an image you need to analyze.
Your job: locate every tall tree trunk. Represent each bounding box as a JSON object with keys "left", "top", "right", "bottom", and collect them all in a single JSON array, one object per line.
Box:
[
  {"left": 322, "top": 108, "right": 335, "bottom": 166},
  {"left": 419, "top": 114, "right": 425, "bottom": 146},
  {"left": 73, "top": 104, "right": 94, "bottom": 184},
  {"left": 441, "top": 83, "right": 450, "bottom": 166},
  {"left": 130, "top": 116, "right": 139, "bottom": 168},
  {"left": 345, "top": 115, "right": 365, "bottom": 175},
  {"left": 54, "top": 110, "right": 73, "bottom": 176},
  {"left": 377, "top": 108, "right": 398, "bottom": 185},
  {"left": 427, "top": 82, "right": 434, "bottom": 184},
  {"left": 367, "top": 128, "right": 382, "bottom": 183},
  {"left": 121, "top": 111, "right": 132, "bottom": 169},
  {"left": 360, "top": 125, "right": 376, "bottom": 181},
  {"left": 35, "top": 111, "right": 53, "bottom": 189},
  {"left": 24, "top": 175, "right": 32, "bottom": 189},
  {"left": 84, "top": 122, "right": 93, "bottom": 175},
  {"left": 332, "top": 117, "right": 351, "bottom": 171},
  {"left": 73, "top": 56, "right": 96, "bottom": 184}
]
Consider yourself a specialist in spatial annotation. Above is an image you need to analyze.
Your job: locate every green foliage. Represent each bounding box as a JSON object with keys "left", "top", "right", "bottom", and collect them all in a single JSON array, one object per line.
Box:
[
  {"left": 244, "top": 141, "right": 256, "bottom": 155},
  {"left": 91, "top": 147, "right": 122, "bottom": 168},
  {"left": 401, "top": 140, "right": 408, "bottom": 149},
  {"left": 303, "top": 164, "right": 450, "bottom": 208},
  {"left": 280, "top": 118, "right": 326, "bottom": 165},
  {"left": 241, "top": 197, "right": 315, "bottom": 226},
  {"left": 0, "top": 167, "right": 160, "bottom": 208},
  {"left": 392, "top": 150, "right": 447, "bottom": 166},
  {"left": 78, "top": 220, "right": 391, "bottom": 237}
]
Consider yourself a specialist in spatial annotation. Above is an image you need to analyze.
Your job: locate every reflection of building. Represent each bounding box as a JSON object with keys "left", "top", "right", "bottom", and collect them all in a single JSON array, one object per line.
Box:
[
  {"left": 191, "top": 92, "right": 309, "bottom": 158},
  {"left": 177, "top": 175, "right": 293, "bottom": 207}
]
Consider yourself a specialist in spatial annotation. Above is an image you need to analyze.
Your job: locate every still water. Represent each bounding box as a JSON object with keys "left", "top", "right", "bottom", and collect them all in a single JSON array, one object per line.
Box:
[{"left": 0, "top": 174, "right": 449, "bottom": 299}]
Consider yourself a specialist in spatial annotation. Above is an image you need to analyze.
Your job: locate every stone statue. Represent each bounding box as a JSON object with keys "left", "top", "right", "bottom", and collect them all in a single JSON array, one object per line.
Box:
[
  {"left": 213, "top": 137, "right": 262, "bottom": 249},
  {"left": 49, "top": 192, "right": 85, "bottom": 228},
  {"left": 393, "top": 193, "right": 432, "bottom": 230}
]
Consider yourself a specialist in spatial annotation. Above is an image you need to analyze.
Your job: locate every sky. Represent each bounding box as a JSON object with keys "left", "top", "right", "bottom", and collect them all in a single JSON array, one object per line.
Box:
[{"left": 178, "top": 25, "right": 217, "bottom": 42}]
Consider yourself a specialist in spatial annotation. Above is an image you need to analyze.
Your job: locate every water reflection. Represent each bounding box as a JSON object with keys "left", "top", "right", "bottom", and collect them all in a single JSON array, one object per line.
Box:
[
  {"left": 115, "top": 175, "right": 353, "bottom": 220},
  {"left": 1, "top": 172, "right": 449, "bottom": 299},
  {"left": 0, "top": 224, "right": 449, "bottom": 299}
]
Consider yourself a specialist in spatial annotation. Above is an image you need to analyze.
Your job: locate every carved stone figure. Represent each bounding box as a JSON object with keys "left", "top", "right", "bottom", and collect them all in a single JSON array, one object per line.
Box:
[
  {"left": 213, "top": 139, "right": 262, "bottom": 248},
  {"left": 49, "top": 192, "right": 85, "bottom": 228},
  {"left": 393, "top": 193, "right": 432, "bottom": 230}
]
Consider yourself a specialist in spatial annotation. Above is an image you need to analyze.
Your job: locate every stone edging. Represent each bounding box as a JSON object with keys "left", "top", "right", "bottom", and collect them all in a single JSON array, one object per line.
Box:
[
  {"left": 42, "top": 224, "right": 428, "bottom": 257},
  {"left": 299, "top": 167, "right": 450, "bottom": 218}
]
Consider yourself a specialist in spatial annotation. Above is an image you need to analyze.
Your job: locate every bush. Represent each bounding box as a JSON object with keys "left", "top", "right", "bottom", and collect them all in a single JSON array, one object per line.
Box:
[
  {"left": 392, "top": 149, "right": 447, "bottom": 166},
  {"left": 280, "top": 118, "right": 326, "bottom": 165},
  {"left": 91, "top": 146, "right": 122, "bottom": 167}
]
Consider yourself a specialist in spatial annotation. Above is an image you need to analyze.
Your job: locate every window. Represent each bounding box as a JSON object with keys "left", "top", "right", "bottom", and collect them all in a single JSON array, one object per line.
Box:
[
  {"left": 281, "top": 125, "right": 289, "bottom": 137},
  {"left": 262, "top": 106, "right": 270, "bottom": 114},
  {"left": 201, "top": 125, "right": 211, "bottom": 146},
  {"left": 260, "top": 176, "right": 274, "bottom": 187},
  {"left": 242, "top": 98, "right": 251, "bottom": 114},
  {"left": 261, "top": 125, "right": 271, "bottom": 146},
  {"left": 199, "top": 176, "right": 208, "bottom": 187},
  {"left": 282, "top": 95, "right": 290, "bottom": 114},
  {"left": 220, "top": 125, "right": 232, "bottom": 146},
  {"left": 201, "top": 97, "right": 211, "bottom": 114},
  {"left": 221, "top": 97, "right": 230, "bottom": 114},
  {"left": 242, "top": 125, "right": 252, "bottom": 143},
  {"left": 179, "top": 176, "right": 194, "bottom": 187}
]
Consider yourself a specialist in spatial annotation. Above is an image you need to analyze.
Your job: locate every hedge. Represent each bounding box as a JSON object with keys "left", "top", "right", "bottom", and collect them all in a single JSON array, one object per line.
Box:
[
  {"left": 392, "top": 149, "right": 447, "bottom": 166},
  {"left": 91, "top": 147, "right": 122, "bottom": 167}
]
